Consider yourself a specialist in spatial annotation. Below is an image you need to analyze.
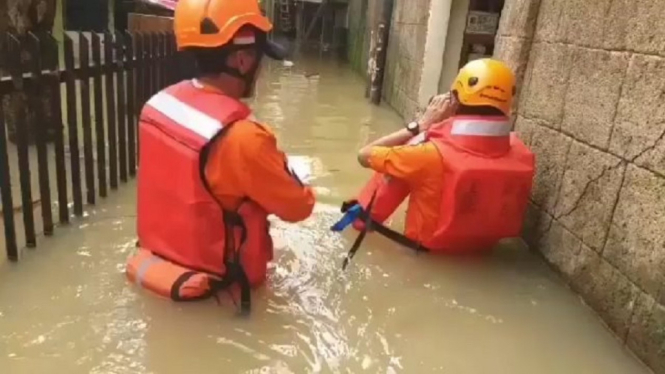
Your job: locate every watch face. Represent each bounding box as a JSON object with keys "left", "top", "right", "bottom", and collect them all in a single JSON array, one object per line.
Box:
[{"left": 407, "top": 122, "right": 418, "bottom": 130}]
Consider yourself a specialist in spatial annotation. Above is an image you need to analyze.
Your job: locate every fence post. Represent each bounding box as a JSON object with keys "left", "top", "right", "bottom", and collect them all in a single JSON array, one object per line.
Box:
[
  {"left": 144, "top": 33, "right": 154, "bottom": 104},
  {"left": 79, "top": 32, "right": 96, "bottom": 205},
  {"left": 125, "top": 31, "right": 136, "bottom": 177},
  {"left": 28, "top": 32, "right": 54, "bottom": 236},
  {"left": 166, "top": 32, "right": 176, "bottom": 85},
  {"left": 104, "top": 31, "right": 118, "bottom": 190},
  {"left": 134, "top": 33, "right": 144, "bottom": 165},
  {"left": 47, "top": 33, "right": 69, "bottom": 224},
  {"left": 163, "top": 32, "right": 172, "bottom": 85},
  {"left": 91, "top": 33, "right": 107, "bottom": 198},
  {"left": 115, "top": 31, "right": 128, "bottom": 183},
  {"left": 63, "top": 33, "right": 83, "bottom": 217},
  {"left": 0, "top": 84, "right": 18, "bottom": 260},
  {"left": 151, "top": 33, "right": 160, "bottom": 97},
  {"left": 159, "top": 33, "right": 167, "bottom": 89},
  {"left": 8, "top": 33, "right": 37, "bottom": 247}
]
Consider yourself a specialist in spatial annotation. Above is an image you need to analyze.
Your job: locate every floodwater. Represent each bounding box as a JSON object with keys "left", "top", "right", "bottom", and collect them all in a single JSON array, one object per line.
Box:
[{"left": 0, "top": 56, "right": 652, "bottom": 374}]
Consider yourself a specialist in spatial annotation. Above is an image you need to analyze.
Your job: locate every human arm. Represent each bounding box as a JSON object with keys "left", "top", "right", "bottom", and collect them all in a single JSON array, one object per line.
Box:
[
  {"left": 357, "top": 93, "right": 457, "bottom": 167},
  {"left": 359, "top": 143, "right": 439, "bottom": 183},
  {"left": 357, "top": 128, "right": 416, "bottom": 168},
  {"left": 240, "top": 128, "right": 315, "bottom": 222}
]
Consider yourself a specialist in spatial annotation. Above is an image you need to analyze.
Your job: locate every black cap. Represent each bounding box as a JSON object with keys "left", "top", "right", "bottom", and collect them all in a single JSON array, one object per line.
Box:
[{"left": 263, "top": 38, "right": 288, "bottom": 60}]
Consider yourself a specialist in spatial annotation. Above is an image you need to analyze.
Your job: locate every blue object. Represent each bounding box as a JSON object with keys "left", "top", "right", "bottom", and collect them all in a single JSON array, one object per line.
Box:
[{"left": 331, "top": 204, "right": 363, "bottom": 232}]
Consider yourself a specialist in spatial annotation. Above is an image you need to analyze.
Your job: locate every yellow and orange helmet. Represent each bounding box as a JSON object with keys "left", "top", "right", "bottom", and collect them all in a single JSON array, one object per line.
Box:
[
  {"left": 174, "top": 0, "right": 285, "bottom": 59},
  {"left": 450, "top": 59, "right": 516, "bottom": 116}
]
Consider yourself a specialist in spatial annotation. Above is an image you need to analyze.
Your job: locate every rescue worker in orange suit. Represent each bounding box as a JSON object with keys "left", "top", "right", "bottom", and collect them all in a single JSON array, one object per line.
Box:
[
  {"left": 333, "top": 59, "right": 535, "bottom": 264},
  {"left": 127, "top": 0, "right": 315, "bottom": 314}
]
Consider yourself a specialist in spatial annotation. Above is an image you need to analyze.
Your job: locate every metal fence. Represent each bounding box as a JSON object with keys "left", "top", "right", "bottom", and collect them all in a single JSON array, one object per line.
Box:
[{"left": 0, "top": 30, "right": 193, "bottom": 261}]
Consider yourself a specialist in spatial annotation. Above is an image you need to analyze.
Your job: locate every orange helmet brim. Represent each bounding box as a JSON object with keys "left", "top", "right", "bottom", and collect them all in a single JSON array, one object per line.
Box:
[{"left": 176, "top": 13, "right": 274, "bottom": 50}]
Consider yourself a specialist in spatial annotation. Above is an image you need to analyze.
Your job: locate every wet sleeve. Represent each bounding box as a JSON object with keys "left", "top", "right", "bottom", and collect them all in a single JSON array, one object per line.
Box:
[
  {"left": 366, "top": 144, "right": 436, "bottom": 183},
  {"left": 239, "top": 128, "right": 316, "bottom": 223}
]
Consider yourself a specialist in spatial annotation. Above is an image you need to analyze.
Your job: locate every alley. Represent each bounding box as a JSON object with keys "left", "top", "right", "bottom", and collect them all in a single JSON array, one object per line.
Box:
[{"left": 0, "top": 58, "right": 651, "bottom": 374}]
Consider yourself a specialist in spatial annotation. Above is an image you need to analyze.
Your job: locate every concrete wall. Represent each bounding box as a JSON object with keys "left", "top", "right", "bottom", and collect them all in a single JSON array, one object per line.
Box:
[
  {"left": 495, "top": 1, "right": 665, "bottom": 373},
  {"left": 381, "top": 0, "right": 430, "bottom": 119},
  {"left": 346, "top": 0, "right": 371, "bottom": 75},
  {"left": 345, "top": 0, "right": 432, "bottom": 119}
]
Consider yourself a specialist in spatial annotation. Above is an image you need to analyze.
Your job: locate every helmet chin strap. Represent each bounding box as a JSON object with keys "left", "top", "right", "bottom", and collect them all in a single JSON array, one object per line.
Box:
[{"left": 218, "top": 47, "right": 264, "bottom": 98}]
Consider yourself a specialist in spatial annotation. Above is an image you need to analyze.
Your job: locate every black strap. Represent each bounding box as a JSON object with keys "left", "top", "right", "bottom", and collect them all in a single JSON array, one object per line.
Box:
[
  {"left": 214, "top": 45, "right": 264, "bottom": 91},
  {"left": 170, "top": 271, "right": 216, "bottom": 302},
  {"left": 342, "top": 192, "right": 429, "bottom": 270},
  {"left": 167, "top": 213, "right": 252, "bottom": 314},
  {"left": 359, "top": 213, "right": 430, "bottom": 253},
  {"left": 342, "top": 192, "right": 377, "bottom": 270},
  {"left": 222, "top": 210, "right": 252, "bottom": 316},
  {"left": 198, "top": 123, "right": 252, "bottom": 316},
  {"left": 224, "top": 261, "right": 251, "bottom": 315},
  {"left": 170, "top": 269, "right": 246, "bottom": 303}
]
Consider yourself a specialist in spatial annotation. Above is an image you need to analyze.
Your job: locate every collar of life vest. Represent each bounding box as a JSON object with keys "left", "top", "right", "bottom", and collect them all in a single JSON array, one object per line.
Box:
[
  {"left": 189, "top": 79, "right": 253, "bottom": 109},
  {"left": 428, "top": 115, "right": 513, "bottom": 157},
  {"left": 447, "top": 115, "right": 511, "bottom": 137},
  {"left": 191, "top": 78, "right": 220, "bottom": 94}
]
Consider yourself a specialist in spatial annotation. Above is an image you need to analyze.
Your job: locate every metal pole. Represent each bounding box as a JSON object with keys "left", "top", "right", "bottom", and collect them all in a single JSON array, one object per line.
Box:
[{"left": 369, "top": 0, "right": 394, "bottom": 105}]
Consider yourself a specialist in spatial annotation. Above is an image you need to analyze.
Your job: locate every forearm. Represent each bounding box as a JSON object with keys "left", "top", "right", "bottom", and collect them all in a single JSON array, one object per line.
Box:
[
  {"left": 248, "top": 171, "right": 316, "bottom": 222},
  {"left": 357, "top": 128, "right": 413, "bottom": 167}
]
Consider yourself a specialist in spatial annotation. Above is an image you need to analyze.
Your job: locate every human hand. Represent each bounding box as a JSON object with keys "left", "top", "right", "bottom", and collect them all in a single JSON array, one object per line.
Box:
[{"left": 417, "top": 92, "right": 458, "bottom": 132}]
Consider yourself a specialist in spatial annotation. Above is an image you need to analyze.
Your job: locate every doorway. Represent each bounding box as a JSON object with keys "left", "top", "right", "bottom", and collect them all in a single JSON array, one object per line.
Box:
[
  {"left": 437, "top": 0, "right": 505, "bottom": 92},
  {"left": 458, "top": 0, "right": 505, "bottom": 66}
]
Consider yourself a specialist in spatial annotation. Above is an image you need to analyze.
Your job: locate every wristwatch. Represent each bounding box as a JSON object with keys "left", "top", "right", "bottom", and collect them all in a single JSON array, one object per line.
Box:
[{"left": 406, "top": 121, "right": 420, "bottom": 136}]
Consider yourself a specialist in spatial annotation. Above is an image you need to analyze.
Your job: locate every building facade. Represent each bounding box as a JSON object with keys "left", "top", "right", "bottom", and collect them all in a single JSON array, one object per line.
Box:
[{"left": 348, "top": 0, "right": 504, "bottom": 119}]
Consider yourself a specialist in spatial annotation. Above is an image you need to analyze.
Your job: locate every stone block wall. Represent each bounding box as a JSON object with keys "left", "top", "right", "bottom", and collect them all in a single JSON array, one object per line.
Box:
[
  {"left": 496, "top": 0, "right": 665, "bottom": 372},
  {"left": 381, "top": 0, "right": 430, "bottom": 120}
]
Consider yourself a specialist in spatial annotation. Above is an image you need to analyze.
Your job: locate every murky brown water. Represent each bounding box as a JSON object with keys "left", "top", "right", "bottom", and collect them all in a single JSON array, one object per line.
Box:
[{"left": 0, "top": 57, "right": 652, "bottom": 374}]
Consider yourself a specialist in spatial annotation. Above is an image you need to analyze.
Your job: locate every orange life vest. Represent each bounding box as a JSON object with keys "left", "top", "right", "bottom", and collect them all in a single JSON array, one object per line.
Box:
[
  {"left": 128, "top": 80, "right": 273, "bottom": 314},
  {"left": 346, "top": 116, "right": 534, "bottom": 255}
]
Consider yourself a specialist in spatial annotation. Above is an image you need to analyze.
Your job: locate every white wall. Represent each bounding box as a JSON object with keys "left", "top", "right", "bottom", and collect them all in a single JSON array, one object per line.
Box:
[
  {"left": 438, "top": 0, "right": 470, "bottom": 92},
  {"left": 108, "top": 0, "right": 115, "bottom": 31},
  {"left": 417, "top": 0, "right": 453, "bottom": 107}
]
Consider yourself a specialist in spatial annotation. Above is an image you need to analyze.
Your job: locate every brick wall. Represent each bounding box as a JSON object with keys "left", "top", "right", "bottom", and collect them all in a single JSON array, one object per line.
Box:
[{"left": 496, "top": 1, "right": 665, "bottom": 373}]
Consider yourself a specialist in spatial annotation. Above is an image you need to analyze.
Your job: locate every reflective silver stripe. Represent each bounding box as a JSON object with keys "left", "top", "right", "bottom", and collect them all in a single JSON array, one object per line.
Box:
[
  {"left": 191, "top": 79, "right": 204, "bottom": 89},
  {"left": 147, "top": 92, "right": 223, "bottom": 140},
  {"left": 451, "top": 119, "right": 511, "bottom": 137},
  {"left": 135, "top": 255, "right": 162, "bottom": 287},
  {"left": 233, "top": 35, "right": 256, "bottom": 45}
]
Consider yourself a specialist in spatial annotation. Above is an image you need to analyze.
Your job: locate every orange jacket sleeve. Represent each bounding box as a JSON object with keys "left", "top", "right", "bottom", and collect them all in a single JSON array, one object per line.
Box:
[
  {"left": 237, "top": 123, "right": 316, "bottom": 222},
  {"left": 367, "top": 143, "right": 440, "bottom": 185}
]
